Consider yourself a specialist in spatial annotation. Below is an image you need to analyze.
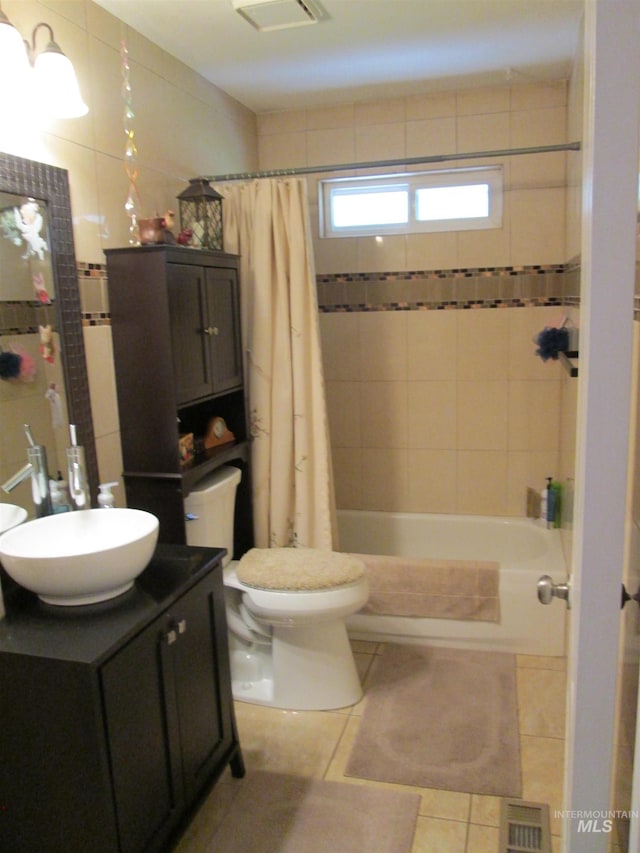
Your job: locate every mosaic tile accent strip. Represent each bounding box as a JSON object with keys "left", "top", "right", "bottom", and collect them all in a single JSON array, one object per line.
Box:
[{"left": 317, "top": 264, "right": 572, "bottom": 312}]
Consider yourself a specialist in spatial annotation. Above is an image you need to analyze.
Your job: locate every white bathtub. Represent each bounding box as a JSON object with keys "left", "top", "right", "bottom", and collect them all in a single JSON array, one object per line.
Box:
[{"left": 338, "top": 510, "right": 567, "bottom": 656}]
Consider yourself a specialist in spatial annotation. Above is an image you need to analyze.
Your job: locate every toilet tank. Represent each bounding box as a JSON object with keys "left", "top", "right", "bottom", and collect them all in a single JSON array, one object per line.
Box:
[{"left": 184, "top": 465, "right": 242, "bottom": 566}]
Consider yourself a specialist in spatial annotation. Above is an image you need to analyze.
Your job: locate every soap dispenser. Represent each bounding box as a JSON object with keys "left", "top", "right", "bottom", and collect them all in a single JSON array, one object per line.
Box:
[{"left": 97, "top": 482, "right": 118, "bottom": 508}]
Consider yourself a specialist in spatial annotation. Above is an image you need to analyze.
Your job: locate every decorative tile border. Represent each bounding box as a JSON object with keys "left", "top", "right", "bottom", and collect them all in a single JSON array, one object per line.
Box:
[{"left": 317, "top": 263, "right": 573, "bottom": 313}]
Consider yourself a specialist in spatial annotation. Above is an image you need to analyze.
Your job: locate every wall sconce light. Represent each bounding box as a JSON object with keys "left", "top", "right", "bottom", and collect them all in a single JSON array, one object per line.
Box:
[{"left": 0, "top": 8, "right": 88, "bottom": 119}]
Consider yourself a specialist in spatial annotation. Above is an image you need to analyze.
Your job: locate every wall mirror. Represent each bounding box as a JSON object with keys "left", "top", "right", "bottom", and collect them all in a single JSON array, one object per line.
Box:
[{"left": 0, "top": 152, "right": 98, "bottom": 510}]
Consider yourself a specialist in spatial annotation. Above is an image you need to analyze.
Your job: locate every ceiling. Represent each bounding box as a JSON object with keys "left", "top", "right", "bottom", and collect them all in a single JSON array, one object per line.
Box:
[{"left": 94, "top": 0, "right": 584, "bottom": 114}]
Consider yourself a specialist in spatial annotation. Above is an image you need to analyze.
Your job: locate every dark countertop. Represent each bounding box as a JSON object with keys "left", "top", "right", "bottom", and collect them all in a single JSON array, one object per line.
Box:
[{"left": 0, "top": 543, "right": 225, "bottom": 666}]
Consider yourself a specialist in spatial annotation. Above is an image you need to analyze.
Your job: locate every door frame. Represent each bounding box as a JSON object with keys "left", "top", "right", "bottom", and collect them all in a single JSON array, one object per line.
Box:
[{"left": 564, "top": 1, "right": 640, "bottom": 848}]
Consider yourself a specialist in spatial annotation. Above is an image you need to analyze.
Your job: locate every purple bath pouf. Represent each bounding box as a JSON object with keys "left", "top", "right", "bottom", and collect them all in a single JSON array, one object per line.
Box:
[{"left": 535, "top": 326, "right": 569, "bottom": 361}]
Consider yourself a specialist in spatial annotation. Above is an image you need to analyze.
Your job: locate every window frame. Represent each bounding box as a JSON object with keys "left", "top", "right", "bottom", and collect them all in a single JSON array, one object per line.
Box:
[{"left": 319, "top": 165, "right": 503, "bottom": 238}]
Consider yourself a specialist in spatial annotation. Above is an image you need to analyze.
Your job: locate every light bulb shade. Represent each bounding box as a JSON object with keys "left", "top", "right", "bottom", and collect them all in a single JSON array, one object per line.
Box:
[
  {"left": 0, "top": 17, "right": 31, "bottom": 78},
  {"left": 33, "top": 46, "right": 88, "bottom": 118}
]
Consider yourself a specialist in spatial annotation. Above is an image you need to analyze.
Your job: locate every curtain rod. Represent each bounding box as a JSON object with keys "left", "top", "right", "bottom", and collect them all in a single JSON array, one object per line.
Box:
[{"left": 204, "top": 141, "right": 581, "bottom": 183}]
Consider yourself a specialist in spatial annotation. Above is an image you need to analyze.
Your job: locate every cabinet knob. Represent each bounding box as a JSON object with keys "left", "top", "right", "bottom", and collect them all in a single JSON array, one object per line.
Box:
[
  {"left": 177, "top": 619, "right": 187, "bottom": 635},
  {"left": 166, "top": 629, "right": 177, "bottom": 645},
  {"left": 204, "top": 326, "right": 219, "bottom": 336}
]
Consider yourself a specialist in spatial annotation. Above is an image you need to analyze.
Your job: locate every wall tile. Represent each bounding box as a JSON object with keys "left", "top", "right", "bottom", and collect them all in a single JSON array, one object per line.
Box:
[
  {"left": 456, "top": 86, "right": 511, "bottom": 116},
  {"left": 332, "top": 447, "right": 362, "bottom": 510},
  {"left": 405, "top": 91, "right": 456, "bottom": 120},
  {"left": 508, "top": 380, "right": 562, "bottom": 451},
  {"left": 307, "top": 128, "right": 355, "bottom": 167},
  {"left": 406, "top": 117, "right": 457, "bottom": 158},
  {"left": 457, "top": 381, "right": 509, "bottom": 450},
  {"left": 359, "top": 312, "right": 408, "bottom": 380},
  {"left": 319, "top": 313, "right": 360, "bottom": 380},
  {"left": 355, "top": 123, "right": 406, "bottom": 162},
  {"left": 407, "top": 449, "right": 457, "bottom": 513},
  {"left": 407, "top": 310, "right": 458, "bottom": 381},
  {"left": 361, "top": 448, "right": 410, "bottom": 511},
  {"left": 325, "top": 381, "right": 361, "bottom": 448},
  {"left": 407, "top": 381, "right": 457, "bottom": 448},
  {"left": 360, "top": 381, "right": 408, "bottom": 448},
  {"left": 457, "top": 451, "right": 508, "bottom": 515},
  {"left": 510, "top": 188, "right": 566, "bottom": 265},
  {"left": 457, "top": 309, "right": 509, "bottom": 381}
]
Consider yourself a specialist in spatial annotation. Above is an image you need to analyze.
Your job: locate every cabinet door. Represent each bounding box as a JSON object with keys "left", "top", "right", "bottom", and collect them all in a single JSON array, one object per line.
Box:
[
  {"left": 205, "top": 266, "right": 243, "bottom": 394},
  {"left": 168, "top": 263, "right": 212, "bottom": 405},
  {"left": 101, "top": 615, "right": 182, "bottom": 853},
  {"left": 171, "top": 572, "right": 231, "bottom": 802}
]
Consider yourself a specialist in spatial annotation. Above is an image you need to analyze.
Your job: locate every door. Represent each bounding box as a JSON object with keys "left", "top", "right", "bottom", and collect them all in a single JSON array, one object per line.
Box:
[
  {"left": 168, "top": 262, "right": 212, "bottom": 404},
  {"left": 563, "top": 3, "right": 640, "bottom": 850},
  {"left": 205, "top": 265, "right": 243, "bottom": 394}
]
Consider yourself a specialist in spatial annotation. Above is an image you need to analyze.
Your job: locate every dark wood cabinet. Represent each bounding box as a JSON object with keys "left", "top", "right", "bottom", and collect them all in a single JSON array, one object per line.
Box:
[
  {"left": 167, "top": 261, "right": 242, "bottom": 405},
  {"left": 0, "top": 545, "right": 245, "bottom": 853},
  {"left": 105, "top": 246, "right": 253, "bottom": 553}
]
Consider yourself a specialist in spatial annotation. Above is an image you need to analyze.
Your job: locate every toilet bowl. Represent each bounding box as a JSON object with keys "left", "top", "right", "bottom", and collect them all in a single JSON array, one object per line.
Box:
[
  {"left": 224, "top": 550, "right": 369, "bottom": 710},
  {"left": 184, "top": 466, "right": 369, "bottom": 711}
]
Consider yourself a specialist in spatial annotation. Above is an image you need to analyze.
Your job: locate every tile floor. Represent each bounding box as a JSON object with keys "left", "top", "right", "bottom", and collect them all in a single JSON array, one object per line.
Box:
[{"left": 175, "top": 641, "right": 568, "bottom": 853}]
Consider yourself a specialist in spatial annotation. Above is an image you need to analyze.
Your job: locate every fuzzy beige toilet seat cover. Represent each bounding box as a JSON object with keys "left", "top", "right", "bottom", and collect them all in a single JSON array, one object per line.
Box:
[{"left": 237, "top": 548, "right": 366, "bottom": 591}]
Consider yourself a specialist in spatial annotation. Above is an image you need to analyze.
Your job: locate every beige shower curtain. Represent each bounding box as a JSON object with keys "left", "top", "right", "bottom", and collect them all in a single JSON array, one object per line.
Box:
[{"left": 219, "top": 178, "right": 337, "bottom": 551}]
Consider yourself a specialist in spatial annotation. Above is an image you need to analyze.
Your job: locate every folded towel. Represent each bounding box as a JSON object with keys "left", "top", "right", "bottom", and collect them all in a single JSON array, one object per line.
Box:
[{"left": 351, "top": 553, "right": 500, "bottom": 622}]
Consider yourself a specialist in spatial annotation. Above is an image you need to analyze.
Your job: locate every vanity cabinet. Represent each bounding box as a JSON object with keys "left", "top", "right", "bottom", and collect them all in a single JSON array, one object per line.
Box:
[
  {"left": 0, "top": 545, "right": 244, "bottom": 853},
  {"left": 105, "top": 246, "right": 253, "bottom": 553}
]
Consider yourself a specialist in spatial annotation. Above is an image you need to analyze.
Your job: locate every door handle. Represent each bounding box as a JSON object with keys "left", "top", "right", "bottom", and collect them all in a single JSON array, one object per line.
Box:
[{"left": 537, "top": 574, "right": 571, "bottom": 608}]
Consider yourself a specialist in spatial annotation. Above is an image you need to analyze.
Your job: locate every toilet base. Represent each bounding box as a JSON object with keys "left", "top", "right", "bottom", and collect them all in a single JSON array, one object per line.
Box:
[{"left": 229, "top": 620, "right": 362, "bottom": 711}]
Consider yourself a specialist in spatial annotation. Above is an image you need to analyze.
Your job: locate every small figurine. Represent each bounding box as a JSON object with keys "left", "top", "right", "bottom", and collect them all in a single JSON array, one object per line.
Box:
[{"left": 162, "top": 210, "right": 177, "bottom": 244}]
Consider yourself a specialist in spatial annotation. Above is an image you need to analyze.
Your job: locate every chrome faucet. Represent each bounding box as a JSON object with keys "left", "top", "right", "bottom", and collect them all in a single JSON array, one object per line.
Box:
[{"left": 1, "top": 425, "right": 52, "bottom": 518}]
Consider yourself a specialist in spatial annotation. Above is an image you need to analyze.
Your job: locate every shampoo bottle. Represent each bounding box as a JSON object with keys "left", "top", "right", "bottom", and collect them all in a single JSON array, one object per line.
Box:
[
  {"left": 549, "top": 480, "right": 562, "bottom": 529},
  {"left": 540, "top": 477, "right": 552, "bottom": 523}
]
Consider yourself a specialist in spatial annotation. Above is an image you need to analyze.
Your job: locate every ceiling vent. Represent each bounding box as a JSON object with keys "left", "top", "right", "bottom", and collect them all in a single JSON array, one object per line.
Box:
[{"left": 232, "top": 0, "right": 324, "bottom": 31}]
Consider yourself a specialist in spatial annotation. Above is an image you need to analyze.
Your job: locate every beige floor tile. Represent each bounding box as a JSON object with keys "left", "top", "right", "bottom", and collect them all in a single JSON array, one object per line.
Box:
[
  {"left": 234, "top": 701, "right": 348, "bottom": 778},
  {"left": 411, "top": 816, "right": 467, "bottom": 853},
  {"left": 469, "top": 794, "right": 501, "bottom": 826},
  {"left": 466, "top": 822, "right": 500, "bottom": 852},
  {"left": 520, "top": 734, "right": 565, "bottom": 835},
  {"left": 517, "top": 654, "right": 566, "bottom": 670},
  {"left": 174, "top": 771, "right": 241, "bottom": 852},
  {"left": 517, "top": 667, "right": 566, "bottom": 738},
  {"left": 176, "top": 647, "right": 566, "bottom": 852},
  {"left": 418, "top": 788, "right": 471, "bottom": 822}
]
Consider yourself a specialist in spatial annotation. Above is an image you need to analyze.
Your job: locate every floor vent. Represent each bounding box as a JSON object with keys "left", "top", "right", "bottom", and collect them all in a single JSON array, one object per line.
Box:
[{"left": 499, "top": 799, "right": 552, "bottom": 853}]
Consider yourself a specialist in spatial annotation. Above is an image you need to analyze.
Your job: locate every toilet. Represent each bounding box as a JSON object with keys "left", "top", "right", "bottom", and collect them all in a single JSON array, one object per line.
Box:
[{"left": 184, "top": 465, "right": 369, "bottom": 711}]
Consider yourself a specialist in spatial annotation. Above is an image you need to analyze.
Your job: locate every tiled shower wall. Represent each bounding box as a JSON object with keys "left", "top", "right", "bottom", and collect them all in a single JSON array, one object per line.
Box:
[
  {"left": 318, "top": 269, "right": 576, "bottom": 517},
  {"left": 257, "top": 81, "right": 579, "bottom": 516}
]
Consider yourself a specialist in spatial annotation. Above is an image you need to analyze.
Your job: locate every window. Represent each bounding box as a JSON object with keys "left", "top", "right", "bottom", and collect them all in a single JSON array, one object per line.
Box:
[{"left": 319, "top": 166, "right": 503, "bottom": 238}]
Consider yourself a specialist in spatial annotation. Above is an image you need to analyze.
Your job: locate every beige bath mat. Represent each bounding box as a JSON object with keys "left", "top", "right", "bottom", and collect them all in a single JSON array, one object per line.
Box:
[
  {"left": 353, "top": 553, "right": 500, "bottom": 622},
  {"left": 207, "top": 771, "right": 420, "bottom": 853},
  {"left": 345, "top": 644, "right": 522, "bottom": 798}
]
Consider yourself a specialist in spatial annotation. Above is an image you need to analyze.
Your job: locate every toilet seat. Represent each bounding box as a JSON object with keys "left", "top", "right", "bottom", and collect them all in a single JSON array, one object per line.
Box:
[{"left": 236, "top": 547, "right": 366, "bottom": 590}]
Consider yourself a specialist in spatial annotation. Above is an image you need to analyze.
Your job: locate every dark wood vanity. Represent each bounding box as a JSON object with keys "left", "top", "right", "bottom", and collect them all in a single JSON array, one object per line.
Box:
[{"left": 0, "top": 545, "right": 245, "bottom": 853}]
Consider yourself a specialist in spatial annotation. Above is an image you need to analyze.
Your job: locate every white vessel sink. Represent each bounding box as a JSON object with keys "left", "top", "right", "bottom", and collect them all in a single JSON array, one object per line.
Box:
[
  {"left": 0, "top": 503, "right": 28, "bottom": 536},
  {"left": 0, "top": 508, "right": 159, "bottom": 606}
]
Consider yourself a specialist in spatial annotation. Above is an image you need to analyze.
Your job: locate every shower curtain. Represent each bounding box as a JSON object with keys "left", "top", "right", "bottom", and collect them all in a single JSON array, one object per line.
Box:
[{"left": 219, "top": 178, "right": 336, "bottom": 551}]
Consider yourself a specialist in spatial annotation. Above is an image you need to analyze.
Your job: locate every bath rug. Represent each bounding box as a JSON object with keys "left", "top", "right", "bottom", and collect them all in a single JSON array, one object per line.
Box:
[
  {"left": 345, "top": 644, "right": 522, "bottom": 798},
  {"left": 353, "top": 553, "right": 500, "bottom": 622},
  {"left": 207, "top": 770, "right": 420, "bottom": 853}
]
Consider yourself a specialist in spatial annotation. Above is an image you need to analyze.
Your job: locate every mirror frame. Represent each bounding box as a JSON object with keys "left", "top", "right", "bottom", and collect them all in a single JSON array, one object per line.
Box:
[{"left": 0, "top": 151, "right": 98, "bottom": 499}]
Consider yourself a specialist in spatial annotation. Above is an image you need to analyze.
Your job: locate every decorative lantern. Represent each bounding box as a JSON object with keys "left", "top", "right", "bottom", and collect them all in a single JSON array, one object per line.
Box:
[{"left": 177, "top": 178, "right": 223, "bottom": 250}]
